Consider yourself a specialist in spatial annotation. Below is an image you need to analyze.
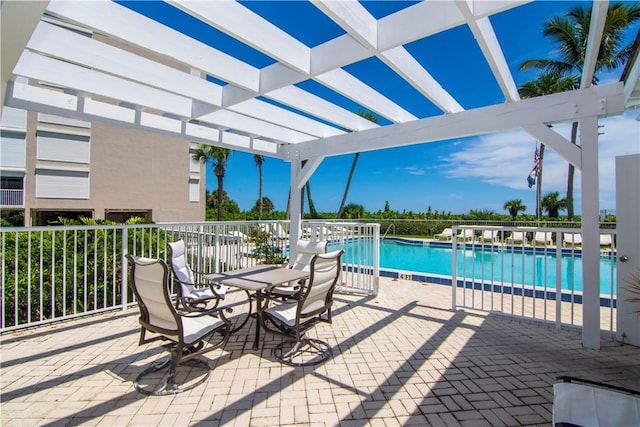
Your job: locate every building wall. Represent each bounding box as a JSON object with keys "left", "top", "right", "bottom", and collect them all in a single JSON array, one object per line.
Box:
[{"left": 7, "top": 110, "right": 206, "bottom": 225}]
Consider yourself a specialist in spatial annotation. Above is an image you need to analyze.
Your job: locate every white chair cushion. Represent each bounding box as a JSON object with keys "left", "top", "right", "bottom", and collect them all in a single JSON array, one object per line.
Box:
[
  {"left": 553, "top": 382, "right": 640, "bottom": 427},
  {"left": 185, "top": 285, "right": 227, "bottom": 300},
  {"left": 180, "top": 314, "right": 225, "bottom": 345},
  {"left": 265, "top": 301, "right": 298, "bottom": 327}
]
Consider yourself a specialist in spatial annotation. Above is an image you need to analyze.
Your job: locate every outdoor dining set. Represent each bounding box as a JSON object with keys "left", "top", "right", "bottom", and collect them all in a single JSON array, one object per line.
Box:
[{"left": 127, "top": 239, "right": 343, "bottom": 396}]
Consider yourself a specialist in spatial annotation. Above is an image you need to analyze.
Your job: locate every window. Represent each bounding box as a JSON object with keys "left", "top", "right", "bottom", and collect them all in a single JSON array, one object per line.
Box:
[
  {"left": 36, "top": 169, "right": 89, "bottom": 199},
  {"left": 32, "top": 210, "right": 93, "bottom": 226},
  {"left": 36, "top": 130, "right": 90, "bottom": 164},
  {"left": 105, "top": 210, "right": 152, "bottom": 223},
  {"left": 189, "top": 178, "right": 200, "bottom": 202}
]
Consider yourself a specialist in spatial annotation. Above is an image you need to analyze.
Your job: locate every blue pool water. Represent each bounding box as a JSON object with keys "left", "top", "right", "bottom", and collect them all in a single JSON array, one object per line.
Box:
[{"left": 337, "top": 238, "right": 617, "bottom": 296}]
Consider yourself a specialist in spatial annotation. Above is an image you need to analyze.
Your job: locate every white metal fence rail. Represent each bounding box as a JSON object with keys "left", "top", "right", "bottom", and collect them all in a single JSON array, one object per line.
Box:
[
  {"left": 451, "top": 225, "right": 617, "bottom": 332},
  {"left": 0, "top": 220, "right": 379, "bottom": 332}
]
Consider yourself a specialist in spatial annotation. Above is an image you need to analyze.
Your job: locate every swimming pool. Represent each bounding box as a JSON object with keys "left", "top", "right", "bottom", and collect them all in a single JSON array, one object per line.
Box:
[{"left": 336, "top": 238, "right": 617, "bottom": 296}]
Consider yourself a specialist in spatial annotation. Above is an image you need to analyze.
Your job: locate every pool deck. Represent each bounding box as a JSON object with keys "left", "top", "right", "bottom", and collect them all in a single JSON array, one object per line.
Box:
[{"left": 2, "top": 276, "right": 639, "bottom": 426}]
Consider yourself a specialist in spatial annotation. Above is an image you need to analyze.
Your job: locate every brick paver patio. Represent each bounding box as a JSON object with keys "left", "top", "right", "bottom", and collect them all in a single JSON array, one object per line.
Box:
[{"left": 2, "top": 277, "right": 639, "bottom": 426}]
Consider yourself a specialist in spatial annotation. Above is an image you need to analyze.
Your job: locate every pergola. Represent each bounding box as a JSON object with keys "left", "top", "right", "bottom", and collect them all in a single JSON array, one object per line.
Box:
[{"left": 2, "top": 0, "right": 639, "bottom": 349}]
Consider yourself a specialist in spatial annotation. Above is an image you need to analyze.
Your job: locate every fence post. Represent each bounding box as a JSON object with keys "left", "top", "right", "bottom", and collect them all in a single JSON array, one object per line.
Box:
[
  {"left": 451, "top": 227, "right": 458, "bottom": 310},
  {"left": 121, "top": 227, "right": 128, "bottom": 311}
]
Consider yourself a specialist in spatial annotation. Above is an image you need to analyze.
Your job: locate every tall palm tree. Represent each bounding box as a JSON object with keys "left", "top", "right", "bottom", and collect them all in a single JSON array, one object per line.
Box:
[
  {"left": 337, "top": 110, "right": 379, "bottom": 219},
  {"left": 518, "top": 72, "right": 579, "bottom": 218},
  {"left": 503, "top": 199, "right": 527, "bottom": 220},
  {"left": 253, "top": 154, "right": 264, "bottom": 219},
  {"left": 192, "top": 145, "right": 231, "bottom": 221},
  {"left": 541, "top": 192, "right": 567, "bottom": 218},
  {"left": 519, "top": 3, "right": 640, "bottom": 219}
]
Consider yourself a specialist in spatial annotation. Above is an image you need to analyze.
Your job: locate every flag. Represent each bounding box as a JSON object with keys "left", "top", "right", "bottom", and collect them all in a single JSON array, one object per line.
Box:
[
  {"left": 527, "top": 146, "right": 540, "bottom": 188},
  {"left": 527, "top": 166, "right": 537, "bottom": 188}
]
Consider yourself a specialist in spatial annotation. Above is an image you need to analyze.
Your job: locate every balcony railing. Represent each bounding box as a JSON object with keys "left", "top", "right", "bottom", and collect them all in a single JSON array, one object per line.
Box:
[
  {"left": 0, "top": 189, "right": 24, "bottom": 206},
  {"left": 0, "top": 220, "right": 379, "bottom": 332}
]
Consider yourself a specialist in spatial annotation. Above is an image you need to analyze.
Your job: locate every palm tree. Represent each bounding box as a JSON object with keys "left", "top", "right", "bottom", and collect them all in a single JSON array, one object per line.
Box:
[
  {"left": 518, "top": 72, "right": 579, "bottom": 218},
  {"left": 541, "top": 192, "right": 567, "bottom": 218},
  {"left": 503, "top": 199, "right": 527, "bottom": 220},
  {"left": 519, "top": 3, "right": 640, "bottom": 219},
  {"left": 343, "top": 202, "right": 366, "bottom": 219},
  {"left": 337, "top": 110, "right": 379, "bottom": 219},
  {"left": 192, "top": 145, "right": 231, "bottom": 221},
  {"left": 253, "top": 154, "right": 264, "bottom": 219}
]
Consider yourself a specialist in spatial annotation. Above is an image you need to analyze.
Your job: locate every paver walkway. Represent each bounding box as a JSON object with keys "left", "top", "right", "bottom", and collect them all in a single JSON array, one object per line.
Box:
[{"left": 2, "top": 277, "right": 639, "bottom": 426}]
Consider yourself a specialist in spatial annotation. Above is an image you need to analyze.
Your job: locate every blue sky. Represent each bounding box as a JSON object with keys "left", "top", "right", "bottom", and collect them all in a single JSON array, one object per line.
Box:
[{"left": 124, "top": 1, "right": 640, "bottom": 215}]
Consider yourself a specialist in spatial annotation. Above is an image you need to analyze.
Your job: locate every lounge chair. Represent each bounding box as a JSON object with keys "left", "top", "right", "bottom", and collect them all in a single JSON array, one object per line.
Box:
[
  {"left": 533, "top": 231, "right": 554, "bottom": 245},
  {"left": 460, "top": 229, "right": 476, "bottom": 241},
  {"left": 563, "top": 232, "right": 582, "bottom": 246},
  {"left": 478, "top": 229, "right": 499, "bottom": 244},
  {"left": 435, "top": 228, "right": 455, "bottom": 240},
  {"left": 262, "top": 249, "right": 344, "bottom": 366},
  {"left": 599, "top": 233, "right": 614, "bottom": 247},
  {"left": 506, "top": 231, "right": 527, "bottom": 245},
  {"left": 127, "top": 255, "right": 231, "bottom": 395}
]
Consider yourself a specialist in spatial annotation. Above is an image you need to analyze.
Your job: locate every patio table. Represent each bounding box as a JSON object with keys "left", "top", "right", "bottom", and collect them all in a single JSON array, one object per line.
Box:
[{"left": 204, "top": 265, "right": 309, "bottom": 350}]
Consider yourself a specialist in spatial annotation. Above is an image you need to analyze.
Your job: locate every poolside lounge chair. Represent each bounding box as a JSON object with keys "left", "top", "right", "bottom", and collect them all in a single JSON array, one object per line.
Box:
[
  {"left": 168, "top": 239, "right": 227, "bottom": 311},
  {"left": 553, "top": 376, "right": 640, "bottom": 427},
  {"left": 506, "top": 231, "right": 527, "bottom": 245},
  {"left": 460, "top": 229, "right": 476, "bottom": 241},
  {"left": 435, "top": 228, "right": 455, "bottom": 240},
  {"left": 262, "top": 249, "right": 344, "bottom": 366},
  {"left": 534, "top": 231, "right": 554, "bottom": 245},
  {"left": 563, "top": 232, "right": 582, "bottom": 246},
  {"left": 599, "top": 233, "right": 614, "bottom": 247},
  {"left": 127, "top": 255, "right": 231, "bottom": 395},
  {"left": 478, "top": 229, "right": 499, "bottom": 244}
]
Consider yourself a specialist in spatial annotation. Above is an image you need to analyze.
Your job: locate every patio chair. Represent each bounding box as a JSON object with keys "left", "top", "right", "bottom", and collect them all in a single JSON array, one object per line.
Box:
[
  {"left": 168, "top": 239, "right": 227, "bottom": 311},
  {"left": 435, "top": 228, "right": 455, "bottom": 240},
  {"left": 127, "top": 255, "right": 231, "bottom": 395},
  {"left": 563, "top": 232, "right": 582, "bottom": 247},
  {"left": 553, "top": 376, "right": 640, "bottom": 427},
  {"left": 266, "top": 240, "right": 328, "bottom": 302},
  {"left": 262, "top": 249, "right": 344, "bottom": 366},
  {"left": 534, "top": 231, "right": 554, "bottom": 245}
]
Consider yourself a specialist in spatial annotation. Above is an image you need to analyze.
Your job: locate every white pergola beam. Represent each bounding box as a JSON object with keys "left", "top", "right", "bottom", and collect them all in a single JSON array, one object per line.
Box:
[
  {"left": 1, "top": 0, "right": 49, "bottom": 108},
  {"left": 282, "top": 83, "right": 625, "bottom": 159},
  {"left": 229, "top": 99, "right": 345, "bottom": 139},
  {"left": 198, "top": 109, "right": 316, "bottom": 144},
  {"left": 266, "top": 86, "right": 379, "bottom": 132},
  {"left": 46, "top": 0, "right": 260, "bottom": 92},
  {"left": 313, "top": 1, "right": 378, "bottom": 51},
  {"left": 316, "top": 69, "right": 417, "bottom": 123},
  {"left": 581, "top": 0, "right": 609, "bottom": 89},
  {"left": 457, "top": 2, "right": 520, "bottom": 102},
  {"left": 522, "top": 124, "right": 581, "bottom": 169},
  {"left": 13, "top": 51, "right": 194, "bottom": 118},
  {"left": 169, "top": 0, "right": 311, "bottom": 75},
  {"left": 27, "top": 21, "right": 224, "bottom": 108}
]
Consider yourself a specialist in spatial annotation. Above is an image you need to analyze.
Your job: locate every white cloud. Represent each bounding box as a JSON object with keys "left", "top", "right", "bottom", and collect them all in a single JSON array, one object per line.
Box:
[{"left": 441, "top": 111, "right": 639, "bottom": 210}]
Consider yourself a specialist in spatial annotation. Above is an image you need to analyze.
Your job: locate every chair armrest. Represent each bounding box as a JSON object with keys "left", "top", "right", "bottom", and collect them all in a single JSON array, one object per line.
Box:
[{"left": 557, "top": 376, "right": 640, "bottom": 396}]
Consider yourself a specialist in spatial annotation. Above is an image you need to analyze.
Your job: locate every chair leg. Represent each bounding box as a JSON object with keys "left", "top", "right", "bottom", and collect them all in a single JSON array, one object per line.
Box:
[
  {"left": 134, "top": 346, "right": 210, "bottom": 396},
  {"left": 273, "top": 336, "right": 333, "bottom": 367}
]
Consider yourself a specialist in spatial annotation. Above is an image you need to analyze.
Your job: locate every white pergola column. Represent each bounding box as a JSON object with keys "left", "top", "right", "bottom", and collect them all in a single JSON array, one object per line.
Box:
[
  {"left": 288, "top": 156, "right": 324, "bottom": 260},
  {"left": 580, "top": 116, "right": 601, "bottom": 349}
]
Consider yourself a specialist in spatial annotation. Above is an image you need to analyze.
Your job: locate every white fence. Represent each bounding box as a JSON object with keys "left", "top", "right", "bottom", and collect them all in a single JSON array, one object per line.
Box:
[
  {"left": 0, "top": 220, "right": 379, "bottom": 332},
  {"left": 450, "top": 225, "right": 617, "bottom": 332}
]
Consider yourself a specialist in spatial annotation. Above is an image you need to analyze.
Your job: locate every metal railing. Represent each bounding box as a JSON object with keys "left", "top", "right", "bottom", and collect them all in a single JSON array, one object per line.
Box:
[
  {"left": 450, "top": 225, "right": 617, "bottom": 332},
  {"left": 0, "top": 189, "right": 24, "bottom": 207},
  {"left": 0, "top": 220, "right": 379, "bottom": 332}
]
